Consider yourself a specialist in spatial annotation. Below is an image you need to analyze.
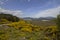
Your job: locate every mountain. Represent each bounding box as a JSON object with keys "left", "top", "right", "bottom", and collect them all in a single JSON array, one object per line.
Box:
[
  {"left": 23, "top": 17, "right": 34, "bottom": 20},
  {"left": 23, "top": 17, "right": 55, "bottom": 21}
]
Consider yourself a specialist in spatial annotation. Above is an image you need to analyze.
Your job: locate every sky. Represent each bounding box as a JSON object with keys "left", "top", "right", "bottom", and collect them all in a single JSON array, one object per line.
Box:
[{"left": 0, "top": 0, "right": 60, "bottom": 18}]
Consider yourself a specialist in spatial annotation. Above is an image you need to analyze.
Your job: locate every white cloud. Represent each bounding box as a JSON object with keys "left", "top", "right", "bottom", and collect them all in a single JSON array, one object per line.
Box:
[
  {"left": 0, "top": 0, "right": 9, "bottom": 5},
  {"left": 27, "top": 0, "right": 31, "bottom": 2},
  {"left": 0, "top": 1, "right": 4, "bottom": 5},
  {"left": 34, "top": 6, "right": 60, "bottom": 18},
  {"left": 0, "top": 8, "right": 23, "bottom": 17}
]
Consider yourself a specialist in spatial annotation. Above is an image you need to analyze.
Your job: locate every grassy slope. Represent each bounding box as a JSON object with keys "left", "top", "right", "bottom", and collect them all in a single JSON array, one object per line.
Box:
[
  {"left": 0, "top": 14, "right": 58, "bottom": 40},
  {"left": 0, "top": 20, "right": 57, "bottom": 40}
]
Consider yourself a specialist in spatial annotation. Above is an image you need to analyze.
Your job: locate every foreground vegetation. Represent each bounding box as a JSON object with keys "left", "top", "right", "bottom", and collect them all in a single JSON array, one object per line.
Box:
[{"left": 0, "top": 13, "right": 60, "bottom": 40}]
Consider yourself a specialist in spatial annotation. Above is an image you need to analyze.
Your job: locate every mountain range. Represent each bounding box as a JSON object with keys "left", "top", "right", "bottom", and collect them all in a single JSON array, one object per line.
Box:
[{"left": 23, "top": 17, "right": 55, "bottom": 21}]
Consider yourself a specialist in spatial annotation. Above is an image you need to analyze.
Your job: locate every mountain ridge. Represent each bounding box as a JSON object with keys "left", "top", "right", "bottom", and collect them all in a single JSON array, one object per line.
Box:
[{"left": 23, "top": 17, "right": 55, "bottom": 21}]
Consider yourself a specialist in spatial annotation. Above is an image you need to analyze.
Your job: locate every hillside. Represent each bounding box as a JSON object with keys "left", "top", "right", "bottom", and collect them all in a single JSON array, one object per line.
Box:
[
  {"left": 0, "top": 13, "right": 20, "bottom": 22},
  {"left": 0, "top": 13, "right": 59, "bottom": 40}
]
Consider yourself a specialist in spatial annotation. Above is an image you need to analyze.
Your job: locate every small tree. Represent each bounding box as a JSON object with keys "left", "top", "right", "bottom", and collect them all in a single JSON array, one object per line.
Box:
[
  {"left": 56, "top": 14, "right": 60, "bottom": 40},
  {"left": 57, "top": 14, "right": 60, "bottom": 30}
]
